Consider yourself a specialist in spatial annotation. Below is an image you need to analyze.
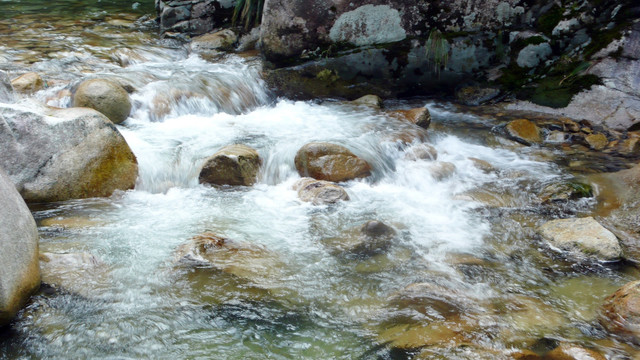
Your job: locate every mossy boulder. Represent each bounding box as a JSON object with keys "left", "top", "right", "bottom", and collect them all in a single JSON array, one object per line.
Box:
[
  {"left": 0, "top": 167, "right": 40, "bottom": 326},
  {"left": 199, "top": 144, "right": 262, "bottom": 186},
  {"left": 0, "top": 105, "right": 138, "bottom": 203},
  {"left": 73, "top": 78, "right": 132, "bottom": 124},
  {"left": 539, "top": 181, "right": 593, "bottom": 203},
  {"left": 294, "top": 142, "right": 371, "bottom": 182},
  {"left": 293, "top": 177, "right": 349, "bottom": 205}
]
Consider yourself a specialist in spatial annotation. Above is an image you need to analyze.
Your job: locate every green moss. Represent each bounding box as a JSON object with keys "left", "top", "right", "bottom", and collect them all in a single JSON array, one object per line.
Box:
[
  {"left": 536, "top": 5, "right": 563, "bottom": 37},
  {"left": 316, "top": 69, "right": 339, "bottom": 83},
  {"left": 526, "top": 74, "right": 601, "bottom": 108},
  {"left": 567, "top": 182, "right": 593, "bottom": 198}
]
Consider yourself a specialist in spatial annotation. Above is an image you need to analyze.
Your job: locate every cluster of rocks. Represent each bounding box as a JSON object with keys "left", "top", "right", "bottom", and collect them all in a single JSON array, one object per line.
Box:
[{"left": 0, "top": 72, "right": 139, "bottom": 326}]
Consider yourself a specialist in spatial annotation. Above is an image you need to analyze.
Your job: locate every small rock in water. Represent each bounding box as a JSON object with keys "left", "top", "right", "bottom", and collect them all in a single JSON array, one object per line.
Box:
[
  {"left": 199, "top": 144, "right": 262, "bottom": 186},
  {"left": 468, "top": 157, "right": 495, "bottom": 173},
  {"left": 294, "top": 142, "right": 371, "bottom": 182},
  {"left": 190, "top": 29, "right": 238, "bottom": 54},
  {"left": 387, "top": 107, "right": 431, "bottom": 129},
  {"left": 293, "top": 177, "right": 349, "bottom": 205},
  {"left": 349, "top": 94, "right": 383, "bottom": 109},
  {"left": 600, "top": 280, "right": 640, "bottom": 343},
  {"left": 73, "top": 78, "right": 132, "bottom": 124},
  {"left": 538, "top": 181, "right": 593, "bottom": 203},
  {"left": 538, "top": 217, "right": 622, "bottom": 262},
  {"left": 585, "top": 133, "right": 609, "bottom": 151},
  {"left": 405, "top": 144, "right": 438, "bottom": 161},
  {"left": 11, "top": 72, "right": 44, "bottom": 94},
  {"left": 322, "top": 220, "right": 397, "bottom": 258},
  {"left": 505, "top": 119, "right": 542, "bottom": 146},
  {"left": 544, "top": 343, "right": 606, "bottom": 360}
]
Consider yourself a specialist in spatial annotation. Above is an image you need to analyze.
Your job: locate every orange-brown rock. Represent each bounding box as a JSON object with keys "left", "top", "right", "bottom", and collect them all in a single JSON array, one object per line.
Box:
[
  {"left": 506, "top": 119, "right": 542, "bottom": 146},
  {"left": 388, "top": 107, "right": 431, "bottom": 129}
]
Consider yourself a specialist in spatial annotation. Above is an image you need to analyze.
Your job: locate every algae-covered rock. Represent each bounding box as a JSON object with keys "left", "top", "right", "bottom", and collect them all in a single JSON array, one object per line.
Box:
[
  {"left": 585, "top": 133, "right": 608, "bottom": 151},
  {"left": 506, "top": 119, "right": 542, "bottom": 146},
  {"left": 0, "top": 167, "right": 40, "bottom": 326},
  {"left": 293, "top": 177, "right": 349, "bottom": 205},
  {"left": 73, "top": 78, "right": 132, "bottom": 124},
  {"left": 538, "top": 217, "right": 622, "bottom": 261},
  {"left": 539, "top": 181, "right": 593, "bottom": 203},
  {"left": 199, "top": 144, "right": 262, "bottom": 186},
  {"left": 0, "top": 105, "right": 138, "bottom": 202},
  {"left": 294, "top": 142, "right": 371, "bottom": 182}
]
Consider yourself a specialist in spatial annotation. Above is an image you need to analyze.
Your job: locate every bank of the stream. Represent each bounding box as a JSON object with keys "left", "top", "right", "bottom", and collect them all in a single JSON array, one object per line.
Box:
[{"left": 1, "top": 2, "right": 640, "bottom": 359}]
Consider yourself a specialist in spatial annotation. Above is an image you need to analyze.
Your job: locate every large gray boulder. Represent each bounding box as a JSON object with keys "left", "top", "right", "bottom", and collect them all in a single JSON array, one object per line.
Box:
[
  {"left": 0, "top": 104, "right": 138, "bottom": 203},
  {"left": 0, "top": 168, "right": 40, "bottom": 326},
  {"left": 73, "top": 78, "right": 132, "bottom": 124}
]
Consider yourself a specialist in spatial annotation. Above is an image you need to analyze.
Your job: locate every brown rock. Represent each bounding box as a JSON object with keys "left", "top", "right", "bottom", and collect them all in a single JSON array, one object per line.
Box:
[
  {"left": 561, "top": 118, "right": 580, "bottom": 132},
  {"left": 294, "top": 142, "right": 371, "bottom": 182},
  {"left": 506, "top": 119, "right": 542, "bottom": 145},
  {"left": 388, "top": 107, "right": 431, "bottom": 129},
  {"left": 293, "top": 177, "right": 349, "bottom": 205},
  {"left": 190, "top": 29, "right": 238, "bottom": 54},
  {"left": 585, "top": 133, "right": 609, "bottom": 151},
  {"left": 428, "top": 161, "right": 457, "bottom": 181},
  {"left": 11, "top": 72, "right": 44, "bottom": 94},
  {"left": 618, "top": 135, "right": 640, "bottom": 155},
  {"left": 544, "top": 343, "right": 606, "bottom": 360},
  {"left": 199, "top": 144, "right": 262, "bottom": 186},
  {"left": 600, "top": 280, "right": 640, "bottom": 342},
  {"left": 469, "top": 157, "right": 495, "bottom": 173}
]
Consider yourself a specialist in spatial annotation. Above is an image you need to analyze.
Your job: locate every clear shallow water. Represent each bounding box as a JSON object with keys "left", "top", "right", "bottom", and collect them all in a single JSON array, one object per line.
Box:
[{"left": 1, "top": 2, "right": 639, "bottom": 360}]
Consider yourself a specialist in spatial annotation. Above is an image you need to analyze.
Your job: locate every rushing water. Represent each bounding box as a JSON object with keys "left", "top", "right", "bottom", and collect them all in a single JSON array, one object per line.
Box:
[{"left": 1, "top": 2, "right": 639, "bottom": 359}]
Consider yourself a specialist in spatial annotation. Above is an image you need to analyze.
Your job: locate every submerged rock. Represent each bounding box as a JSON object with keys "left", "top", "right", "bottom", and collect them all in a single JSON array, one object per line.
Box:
[
  {"left": 0, "top": 167, "right": 40, "bottom": 326},
  {"left": 175, "top": 232, "right": 284, "bottom": 284},
  {"left": 505, "top": 119, "right": 542, "bottom": 146},
  {"left": 39, "top": 252, "right": 106, "bottom": 297},
  {"left": 538, "top": 217, "right": 622, "bottom": 261},
  {"left": 0, "top": 105, "right": 138, "bottom": 202},
  {"left": 349, "top": 94, "right": 383, "bottom": 109},
  {"left": 294, "top": 142, "right": 371, "bottom": 182},
  {"left": 73, "top": 78, "right": 132, "bottom": 124},
  {"left": 11, "top": 72, "right": 44, "bottom": 94},
  {"left": 322, "top": 220, "right": 397, "bottom": 258},
  {"left": 387, "top": 107, "right": 431, "bottom": 129},
  {"left": 293, "top": 177, "right": 349, "bottom": 205},
  {"left": 199, "top": 144, "right": 262, "bottom": 186},
  {"left": 428, "top": 161, "right": 457, "bottom": 181},
  {"left": 544, "top": 343, "right": 606, "bottom": 360},
  {"left": 600, "top": 280, "right": 640, "bottom": 343},
  {"left": 455, "top": 86, "right": 500, "bottom": 106},
  {"left": 405, "top": 144, "right": 438, "bottom": 161}
]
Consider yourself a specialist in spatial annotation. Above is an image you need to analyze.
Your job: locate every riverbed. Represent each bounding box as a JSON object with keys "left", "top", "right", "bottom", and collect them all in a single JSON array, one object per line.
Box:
[{"left": 1, "top": 1, "right": 639, "bottom": 359}]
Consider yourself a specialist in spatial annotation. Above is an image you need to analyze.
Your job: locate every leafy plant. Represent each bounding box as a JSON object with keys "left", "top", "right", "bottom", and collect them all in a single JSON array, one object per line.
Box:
[
  {"left": 232, "top": 0, "right": 265, "bottom": 30},
  {"left": 425, "top": 29, "right": 450, "bottom": 76}
]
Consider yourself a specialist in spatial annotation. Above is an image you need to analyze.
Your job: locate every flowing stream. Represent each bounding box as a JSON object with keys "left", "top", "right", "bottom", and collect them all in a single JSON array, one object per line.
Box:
[{"left": 1, "top": 1, "right": 639, "bottom": 359}]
